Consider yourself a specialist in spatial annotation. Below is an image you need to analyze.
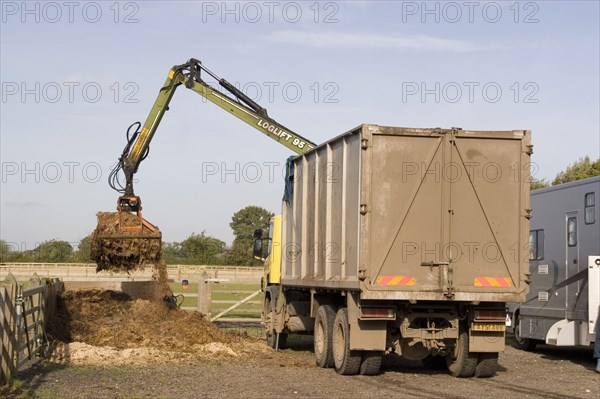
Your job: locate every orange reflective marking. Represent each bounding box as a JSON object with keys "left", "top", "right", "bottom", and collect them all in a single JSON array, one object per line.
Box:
[
  {"left": 474, "top": 277, "right": 512, "bottom": 287},
  {"left": 376, "top": 276, "right": 415, "bottom": 286}
]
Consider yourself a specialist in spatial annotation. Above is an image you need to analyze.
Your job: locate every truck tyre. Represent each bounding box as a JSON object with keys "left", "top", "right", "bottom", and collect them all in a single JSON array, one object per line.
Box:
[
  {"left": 513, "top": 317, "right": 537, "bottom": 351},
  {"left": 314, "top": 305, "right": 336, "bottom": 368},
  {"left": 446, "top": 328, "right": 477, "bottom": 378},
  {"left": 475, "top": 353, "right": 498, "bottom": 378},
  {"left": 332, "top": 308, "right": 361, "bottom": 375},
  {"left": 359, "top": 351, "right": 383, "bottom": 375}
]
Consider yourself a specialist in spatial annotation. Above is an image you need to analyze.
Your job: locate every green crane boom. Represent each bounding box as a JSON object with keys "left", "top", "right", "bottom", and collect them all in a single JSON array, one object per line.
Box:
[{"left": 109, "top": 58, "right": 317, "bottom": 212}]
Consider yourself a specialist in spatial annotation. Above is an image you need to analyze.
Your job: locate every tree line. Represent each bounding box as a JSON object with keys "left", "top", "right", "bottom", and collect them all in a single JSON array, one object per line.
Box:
[
  {"left": 0, "top": 206, "right": 273, "bottom": 266},
  {"left": 530, "top": 156, "right": 599, "bottom": 190}
]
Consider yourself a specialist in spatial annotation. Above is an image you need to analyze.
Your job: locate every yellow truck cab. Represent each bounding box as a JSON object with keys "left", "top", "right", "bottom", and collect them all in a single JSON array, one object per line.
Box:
[{"left": 262, "top": 215, "right": 282, "bottom": 288}]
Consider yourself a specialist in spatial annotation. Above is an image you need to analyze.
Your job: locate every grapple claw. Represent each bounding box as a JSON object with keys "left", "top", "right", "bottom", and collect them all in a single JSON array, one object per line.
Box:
[{"left": 91, "top": 196, "right": 162, "bottom": 272}]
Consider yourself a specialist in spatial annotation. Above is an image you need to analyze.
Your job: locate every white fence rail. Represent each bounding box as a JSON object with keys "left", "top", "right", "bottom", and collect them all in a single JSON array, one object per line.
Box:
[{"left": 0, "top": 263, "right": 263, "bottom": 283}]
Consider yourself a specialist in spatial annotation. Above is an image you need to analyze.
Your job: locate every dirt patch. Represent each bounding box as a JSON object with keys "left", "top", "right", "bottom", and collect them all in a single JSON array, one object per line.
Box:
[
  {"left": 90, "top": 211, "right": 161, "bottom": 272},
  {"left": 9, "top": 342, "right": 599, "bottom": 399}
]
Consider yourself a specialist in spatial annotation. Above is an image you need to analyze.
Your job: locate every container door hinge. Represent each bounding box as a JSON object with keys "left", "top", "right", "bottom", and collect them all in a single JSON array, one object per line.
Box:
[
  {"left": 358, "top": 267, "right": 366, "bottom": 280},
  {"left": 360, "top": 204, "right": 368, "bottom": 215},
  {"left": 525, "top": 144, "right": 534, "bottom": 155},
  {"left": 361, "top": 139, "right": 369, "bottom": 149}
]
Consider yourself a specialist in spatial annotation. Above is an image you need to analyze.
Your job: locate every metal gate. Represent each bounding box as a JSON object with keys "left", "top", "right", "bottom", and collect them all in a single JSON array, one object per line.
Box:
[{"left": 1, "top": 273, "right": 61, "bottom": 384}]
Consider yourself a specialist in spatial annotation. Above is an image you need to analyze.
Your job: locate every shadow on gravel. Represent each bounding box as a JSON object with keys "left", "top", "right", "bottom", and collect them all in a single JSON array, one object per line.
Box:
[
  {"left": 214, "top": 321, "right": 265, "bottom": 339},
  {"left": 536, "top": 345, "right": 595, "bottom": 369},
  {"left": 507, "top": 333, "right": 596, "bottom": 370},
  {"left": 381, "top": 353, "right": 509, "bottom": 375},
  {"left": 6, "top": 362, "right": 68, "bottom": 399},
  {"left": 282, "top": 334, "right": 314, "bottom": 352}
]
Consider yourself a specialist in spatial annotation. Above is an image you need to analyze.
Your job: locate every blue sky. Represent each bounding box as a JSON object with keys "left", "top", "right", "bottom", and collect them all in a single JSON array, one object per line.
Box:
[{"left": 1, "top": 1, "right": 599, "bottom": 249}]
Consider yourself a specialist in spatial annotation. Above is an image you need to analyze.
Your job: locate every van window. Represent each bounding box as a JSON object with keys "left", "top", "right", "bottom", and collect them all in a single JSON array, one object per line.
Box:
[
  {"left": 567, "top": 217, "right": 577, "bottom": 247},
  {"left": 528, "top": 229, "right": 544, "bottom": 260},
  {"left": 585, "top": 192, "right": 595, "bottom": 224}
]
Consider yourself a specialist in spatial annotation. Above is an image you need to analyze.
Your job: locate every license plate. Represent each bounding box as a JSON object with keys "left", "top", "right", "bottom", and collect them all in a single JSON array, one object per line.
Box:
[{"left": 472, "top": 323, "right": 505, "bottom": 332}]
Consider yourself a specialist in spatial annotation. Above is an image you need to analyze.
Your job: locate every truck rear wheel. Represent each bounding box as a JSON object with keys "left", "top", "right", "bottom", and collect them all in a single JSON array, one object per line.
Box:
[
  {"left": 446, "top": 327, "right": 477, "bottom": 378},
  {"left": 332, "top": 308, "right": 361, "bottom": 375},
  {"left": 314, "top": 305, "right": 336, "bottom": 368},
  {"left": 475, "top": 353, "right": 498, "bottom": 378},
  {"left": 359, "top": 351, "right": 383, "bottom": 375}
]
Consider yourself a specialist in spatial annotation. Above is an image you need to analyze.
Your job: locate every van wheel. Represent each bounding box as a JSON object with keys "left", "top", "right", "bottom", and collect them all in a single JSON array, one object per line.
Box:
[
  {"left": 475, "top": 353, "right": 499, "bottom": 378},
  {"left": 314, "top": 305, "right": 336, "bottom": 368},
  {"left": 360, "top": 351, "right": 383, "bottom": 375},
  {"left": 446, "top": 327, "right": 477, "bottom": 378},
  {"left": 514, "top": 317, "right": 537, "bottom": 351},
  {"left": 332, "top": 308, "right": 361, "bottom": 375}
]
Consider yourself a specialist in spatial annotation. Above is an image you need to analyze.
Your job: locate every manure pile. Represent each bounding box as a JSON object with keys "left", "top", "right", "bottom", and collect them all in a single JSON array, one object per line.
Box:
[
  {"left": 44, "top": 261, "right": 271, "bottom": 366},
  {"left": 48, "top": 289, "right": 235, "bottom": 352}
]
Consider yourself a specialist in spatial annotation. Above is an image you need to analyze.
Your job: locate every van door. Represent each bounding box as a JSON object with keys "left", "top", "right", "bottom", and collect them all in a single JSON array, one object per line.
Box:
[{"left": 565, "top": 212, "right": 580, "bottom": 318}]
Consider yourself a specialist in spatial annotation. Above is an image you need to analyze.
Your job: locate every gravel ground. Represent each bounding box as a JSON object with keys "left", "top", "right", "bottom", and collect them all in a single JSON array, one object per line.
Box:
[{"left": 2, "top": 335, "right": 599, "bottom": 399}]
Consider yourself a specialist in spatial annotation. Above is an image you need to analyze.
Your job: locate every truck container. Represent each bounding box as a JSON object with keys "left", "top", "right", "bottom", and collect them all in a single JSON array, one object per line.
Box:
[
  {"left": 509, "top": 176, "right": 600, "bottom": 350},
  {"left": 255, "top": 124, "right": 532, "bottom": 377}
]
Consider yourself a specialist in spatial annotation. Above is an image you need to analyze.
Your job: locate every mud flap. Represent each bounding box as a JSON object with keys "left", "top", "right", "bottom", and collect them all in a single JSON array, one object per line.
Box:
[
  {"left": 274, "top": 286, "right": 287, "bottom": 333},
  {"left": 469, "top": 330, "right": 505, "bottom": 352},
  {"left": 348, "top": 292, "right": 386, "bottom": 351}
]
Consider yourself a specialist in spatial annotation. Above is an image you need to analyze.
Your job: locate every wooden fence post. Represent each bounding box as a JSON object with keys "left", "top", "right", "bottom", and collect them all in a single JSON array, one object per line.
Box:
[
  {"left": 197, "top": 272, "right": 211, "bottom": 318},
  {"left": 1, "top": 273, "right": 18, "bottom": 384},
  {"left": 1, "top": 286, "right": 8, "bottom": 384},
  {"left": 44, "top": 278, "right": 61, "bottom": 329}
]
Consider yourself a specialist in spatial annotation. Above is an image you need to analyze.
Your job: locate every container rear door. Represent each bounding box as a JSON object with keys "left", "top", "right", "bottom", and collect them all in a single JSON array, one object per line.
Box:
[
  {"left": 448, "top": 131, "right": 527, "bottom": 296},
  {"left": 364, "top": 128, "right": 449, "bottom": 294},
  {"left": 364, "top": 127, "right": 529, "bottom": 300}
]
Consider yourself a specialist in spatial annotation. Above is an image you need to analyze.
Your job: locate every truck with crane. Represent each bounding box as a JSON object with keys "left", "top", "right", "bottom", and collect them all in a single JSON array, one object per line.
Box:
[{"left": 92, "top": 57, "right": 532, "bottom": 378}]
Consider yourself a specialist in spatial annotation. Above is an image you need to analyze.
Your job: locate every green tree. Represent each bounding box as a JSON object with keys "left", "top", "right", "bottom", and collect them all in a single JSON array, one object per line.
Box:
[
  {"left": 0, "top": 240, "right": 32, "bottom": 262},
  {"left": 530, "top": 178, "right": 550, "bottom": 190},
  {"left": 75, "top": 234, "right": 93, "bottom": 262},
  {"left": 552, "top": 156, "right": 600, "bottom": 185},
  {"left": 181, "top": 232, "right": 225, "bottom": 264},
  {"left": 162, "top": 241, "right": 184, "bottom": 264},
  {"left": 229, "top": 206, "right": 274, "bottom": 265},
  {"left": 33, "top": 240, "right": 73, "bottom": 263},
  {"left": 0, "top": 239, "right": 13, "bottom": 262},
  {"left": 162, "top": 232, "right": 225, "bottom": 265}
]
